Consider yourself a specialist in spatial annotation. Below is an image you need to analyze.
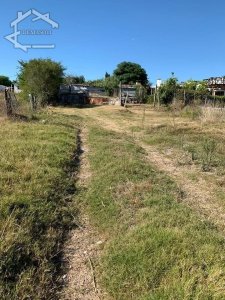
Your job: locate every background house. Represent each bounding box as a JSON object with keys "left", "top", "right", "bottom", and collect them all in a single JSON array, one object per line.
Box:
[{"left": 204, "top": 77, "right": 225, "bottom": 96}]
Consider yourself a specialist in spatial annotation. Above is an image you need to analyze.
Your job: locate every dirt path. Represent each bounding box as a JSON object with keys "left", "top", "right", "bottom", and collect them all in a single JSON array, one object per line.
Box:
[
  {"left": 72, "top": 107, "right": 225, "bottom": 234},
  {"left": 61, "top": 127, "right": 104, "bottom": 300},
  {"left": 59, "top": 106, "right": 225, "bottom": 298}
]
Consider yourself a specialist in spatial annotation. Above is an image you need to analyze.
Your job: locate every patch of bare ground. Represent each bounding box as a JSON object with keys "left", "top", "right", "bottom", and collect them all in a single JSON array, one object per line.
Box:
[{"left": 61, "top": 127, "right": 105, "bottom": 300}]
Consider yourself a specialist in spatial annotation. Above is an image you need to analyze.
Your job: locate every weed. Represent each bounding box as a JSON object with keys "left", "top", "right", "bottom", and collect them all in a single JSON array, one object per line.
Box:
[
  {"left": 200, "top": 107, "right": 225, "bottom": 124},
  {"left": 180, "top": 106, "right": 201, "bottom": 120},
  {"left": 201, "top": 138, "right": 217, "bottom": 171}
]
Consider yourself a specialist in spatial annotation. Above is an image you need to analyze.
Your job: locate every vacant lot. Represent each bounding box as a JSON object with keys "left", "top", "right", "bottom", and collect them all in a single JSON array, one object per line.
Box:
[
  {"left": 3, "top": 104, "right": 225, "bottom": 299},
  {"left": 57, "top": 105, "right": 225, "bottom": 299}
]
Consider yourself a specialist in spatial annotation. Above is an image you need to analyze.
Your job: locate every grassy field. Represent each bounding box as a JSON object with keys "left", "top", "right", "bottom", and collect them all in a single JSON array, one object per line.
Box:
[
  {"left": 71, "top": 105, "right": 225, "bottom": 209},
  {"left": 80, "top": 124, "right": 225, "bottom": 299},
  {"left": 52, "top": 105, "right": 225, "bottom": 299},
  {"left": 3, "top": 102, "right": 225, "bottom": 299},
  {"left": 0, "top": 110, "right": 80, "bottom": 299}
]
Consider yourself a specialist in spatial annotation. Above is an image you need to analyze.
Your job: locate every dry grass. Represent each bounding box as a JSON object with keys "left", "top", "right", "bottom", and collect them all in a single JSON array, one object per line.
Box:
[
  {"left": 3, "top": 103, "right": 225, "bottom": 299},
  {"left": 58, "top": 105, "right": 225, "bottom": 299},
  {"left": 0, "top": 93, "right": 6, "bottom": 117},
  {"left": 83, "top": 125, "right": 225, "bottom": 300},
  {"left": 200, "top": 106, "right": 225, "bottom": 124}
]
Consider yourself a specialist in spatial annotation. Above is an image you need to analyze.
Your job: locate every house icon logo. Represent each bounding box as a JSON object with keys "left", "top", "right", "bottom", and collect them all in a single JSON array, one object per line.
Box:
[{"left": 5, "top": 9, "right": 59, "bottom": 52}]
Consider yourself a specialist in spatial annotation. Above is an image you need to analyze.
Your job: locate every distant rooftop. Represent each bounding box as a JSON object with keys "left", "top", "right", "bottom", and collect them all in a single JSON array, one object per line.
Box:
[{"left": 204, "top": 77, "right": 225, "bottom": 85}]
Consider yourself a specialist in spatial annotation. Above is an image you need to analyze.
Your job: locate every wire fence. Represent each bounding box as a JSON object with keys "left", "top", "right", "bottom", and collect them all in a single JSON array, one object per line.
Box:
[
  {"left": 0, "top": 91, "right": 32, "bottom": 118},
  {"left": 175, "top": 90, "right": 225, "bottom": 107},
  {"left": 0, "top": 90, "right": 19, "bottom": 117},
  {"left": 149, "top": 89, "right": 225, "bottom": 108}
]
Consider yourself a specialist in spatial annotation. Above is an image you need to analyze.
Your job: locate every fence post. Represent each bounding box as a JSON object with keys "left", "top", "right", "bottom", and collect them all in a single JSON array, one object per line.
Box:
[
  {"left": 157, "top": 91, "right": 160, "bottom": 110},
  {"left": 4, "top": 89, "right": 13, "bottom": 116},
  {"left": 153, "top": 92, "right": 156, "bottom": 107},
  {"left": 29, "top": 94, "right": 37, "bottom": 111},
  {"left": 119, "top": 81, "right": 122, "bottom": 106}
]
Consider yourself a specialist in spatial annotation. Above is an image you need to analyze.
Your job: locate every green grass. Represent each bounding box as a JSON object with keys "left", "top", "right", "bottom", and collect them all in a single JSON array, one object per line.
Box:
[
  {"left": 0, "top": 112, "right": 80, "bottom": 299},
  {"left": 83, "top": 126, "right": 225, "bottom": 300},
  {"left": 4, "top": 103, "right": 225, "bottom": 299}
]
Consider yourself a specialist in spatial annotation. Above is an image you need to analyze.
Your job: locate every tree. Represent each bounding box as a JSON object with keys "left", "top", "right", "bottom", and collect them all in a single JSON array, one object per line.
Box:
[
  {"left": 0, "top": 76, "right": 11, "bottom": 87},
  {"left": 105, "top": 72, "right": 110, "bottom": 79},
  {"left": 63, "top": 75, "right": 85, "bottom": 84},
  {"left": 113, "top": 61, "right": 148, "bottom": 85},
  {"left": 86, "top": 76, "right": 119, "bottom": 96},
  {"left": 136, "top": 84, "right": 148, "bottom": 103},
  {"left": 18, "top": 59, "right": 65, "bottom": 105},
  {"left": 183, "top": 80, "right": 198, "bottom": 91},
  {"left": 183, "top": 80, "right": 208, "bottom": 92},
  {"left": 104, "top": 76, "right": 119, "bottom": 96},
  {"left": 158, "top": 77, "right": 179, "bottom": 105},
  {"left": 196, "top": 80, "right": 208, "bottom": 92}
]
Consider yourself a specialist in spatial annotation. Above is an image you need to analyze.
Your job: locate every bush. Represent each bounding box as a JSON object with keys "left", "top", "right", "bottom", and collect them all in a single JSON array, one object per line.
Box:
[{"left": 146, "top": 95, "right": 155, "bottom": 104}]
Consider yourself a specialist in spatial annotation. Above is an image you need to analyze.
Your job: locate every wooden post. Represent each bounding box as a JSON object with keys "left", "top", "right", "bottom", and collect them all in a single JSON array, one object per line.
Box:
[
  {"left": 125, "top": 92, "right": 128, "bottom": 108},
  {"left": 5, "top": 89, "right": 13, "bottom": 116},
  {"left": 119, "top": 81, "right": 122, "bottom": 106},
  {"left": 157, "top": 91, "right": 160, "bottom": 110}
]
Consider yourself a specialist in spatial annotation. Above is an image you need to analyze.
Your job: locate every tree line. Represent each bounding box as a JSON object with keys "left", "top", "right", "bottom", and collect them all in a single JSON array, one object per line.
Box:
[
  {"left": 1, "top": 59, "right": 223, "bottom": 108},
  {"left": 0, "top": 59, "right": 150, "bottom": 107}
]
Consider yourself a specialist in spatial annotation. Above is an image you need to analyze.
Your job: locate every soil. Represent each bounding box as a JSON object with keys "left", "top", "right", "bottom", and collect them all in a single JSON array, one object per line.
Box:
[{"left": 61, "top": 127, "right": 105, "bottom": 300}]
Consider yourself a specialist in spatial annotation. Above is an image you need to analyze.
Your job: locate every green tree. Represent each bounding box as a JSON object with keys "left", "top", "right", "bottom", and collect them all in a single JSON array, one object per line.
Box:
[
  {"left": 86, "top": 76, "right": 119, "bottom": 96},
  {"left": 104, "top": 76, "right": 119, "bottom": 96},
  {"left": 196, "top": 80, "right": 208, "bottom": 92},
  {"left": 86, "top": 78, "right": 104, "bottom": 87},
  {"left": 159, "top": 77, "right": 179, "bottom": 105},
  {"left": 183, "top": 80, "right": 198, "bottom": 91},
  {"left": 63, "top": 75, "right": 85, "bottom": 84},
  {"left": 113, "top": 61, "right": 148, "bottom": 85},
  {"left": 105, "top": 72, "right": 110, "bottom": 78},
  {"left": 136, "top": 84, "right": 148, "bottom": 103},
  {"left": 0, "top": 76, "right": 11, "bottom": 86},
  {"left": 18, "top": 59, "right": 65, "bottom": 105}
]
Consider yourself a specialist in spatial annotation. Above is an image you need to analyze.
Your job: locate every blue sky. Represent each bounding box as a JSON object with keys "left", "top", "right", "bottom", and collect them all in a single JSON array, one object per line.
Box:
[{"left": 0, "top": 0, "right": 225, "bottom": 84}]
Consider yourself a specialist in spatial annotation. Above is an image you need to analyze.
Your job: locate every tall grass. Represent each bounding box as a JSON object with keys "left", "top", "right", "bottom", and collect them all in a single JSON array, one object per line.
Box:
[
  {"left": 143, "top": 123, "right": 225, "bottom": 173},
  {"left": 0, "top": 93, "right": 6, "bottom": 117},
  {"left": 0, "top": 112, "right": 79, "bottom": 299},
  {"left": 200, "top": 106, "right": 225, "bottom": 124},
  {"left": 0, "top": 92, "right": 32, "bottom": 118},
  {"left": 83, "top": 126, "right": 225, "bottom": 299}
]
